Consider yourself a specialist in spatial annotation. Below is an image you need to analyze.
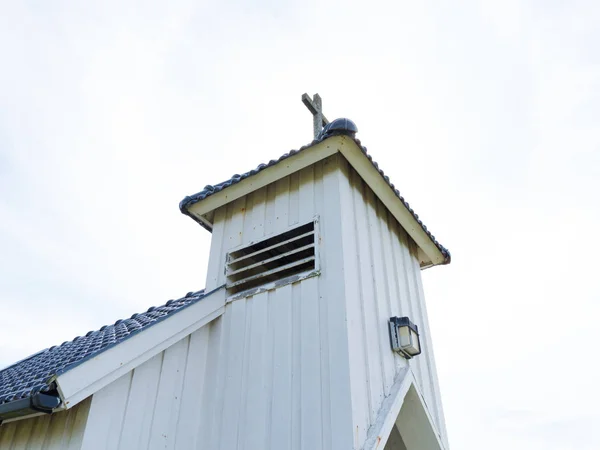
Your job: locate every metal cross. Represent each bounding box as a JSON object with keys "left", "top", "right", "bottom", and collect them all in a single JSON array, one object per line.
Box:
[{"left": 302, "top": 93, "right": 329, "bottom": 139}]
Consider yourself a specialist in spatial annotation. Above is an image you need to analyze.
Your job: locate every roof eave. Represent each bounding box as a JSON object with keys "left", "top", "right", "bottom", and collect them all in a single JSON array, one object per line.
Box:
[
  {"left": 338, "top": 138, "right": 449, "bottom": 267},
  {"left": 0, "top": 392, "right": 62, "bottom": 423},
  {"left": 54, "top": 286, "right": 226, "bottom": 410},
  {"left": 180, "top": 135, "right": 450, "bottom": 268},
  {"left": 181, "top": 137, "right": 339, "bottom": 227}
]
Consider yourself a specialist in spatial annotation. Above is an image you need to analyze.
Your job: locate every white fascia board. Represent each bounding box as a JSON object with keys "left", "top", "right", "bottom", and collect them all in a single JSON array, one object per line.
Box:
[
  {"left": 338, "top": 138, "right": 446, "bottom": 267},
  {"left": 187, "top": 136, "right": 444, "bottom": 266},
  {"left": 55, "top": 287, "right": 226, "bottom": 409},
  {"left": 186, "top": 138, "right": 340, "bottom": 223},
  {"left": 363, "top": 368, "right": 445, "bottom": 450}
]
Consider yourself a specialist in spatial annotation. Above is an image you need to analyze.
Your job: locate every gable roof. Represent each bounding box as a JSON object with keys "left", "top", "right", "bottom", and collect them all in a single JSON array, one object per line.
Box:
[
  {"left": 180, "top": 130, "right": 451, "bottom": 266},
  {"left": 0, "top": 289, "right": 206, "bottom": 409}
]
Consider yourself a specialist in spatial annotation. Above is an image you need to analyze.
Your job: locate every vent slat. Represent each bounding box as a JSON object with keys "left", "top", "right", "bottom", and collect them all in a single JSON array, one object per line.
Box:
[
  {"left": 227, "top": 243, "right": 315, "bottom": 277},
  {"left": 229, "top": 230, "right": 315, "bottom": 267},
  {"left": 227, "top": 256, "right": 316, "bottom": 289},
  {"left": 226, "top": 220, "right": 318, "bottom": 295}
]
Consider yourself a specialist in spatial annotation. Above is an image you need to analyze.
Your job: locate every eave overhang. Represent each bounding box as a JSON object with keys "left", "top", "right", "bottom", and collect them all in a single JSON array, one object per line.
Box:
[
  {"left": 0, "top": 286, "right": 227, "bottom": 424},
  {"left": 180, "top": 135, "right": 450, "bottom": 268}
]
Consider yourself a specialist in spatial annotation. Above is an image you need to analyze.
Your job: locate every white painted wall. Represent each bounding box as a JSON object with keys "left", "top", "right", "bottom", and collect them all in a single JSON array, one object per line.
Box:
[
  {"left": 200, "top": 155, "right": 355, "bottom": 450},
  {"left": 0, "top": 397, "right": 90, "bottom": 449},
  {"left": 77, "top": 326, "right": 211, "bottom": 450},
  {"left": 71, "top": 153, "right": 446, "bottom": 449},
  {"left": 337, "top": 159, "right": 448, "bottom": 448},
  {"left": 196, "top": 153, "right": 446, "bottom": 449}
]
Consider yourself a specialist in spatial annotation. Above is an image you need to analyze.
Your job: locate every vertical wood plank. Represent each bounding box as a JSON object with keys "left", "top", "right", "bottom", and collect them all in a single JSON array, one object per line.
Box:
[
  {"left": 263, "top": 290, "right": 276, "bottom": 449},
  {"left": 274, "top": 176, "right": 290, "bottom": 234},
  {"left": 9, "top": 417, "right": 33, "bottom": 450},
  {"left": 269, "top": 284, "right": 293, "bottom": 449},
  {"left": 264, "top": 183, "right": 277, "bottom": 236},
  {"left": 383, "top": 209, "right": 409, "bottom": 373},
  {"left": 196, "top": 319, "right": 223, "bottom": 449},
  {"left": 297, "top": 166, "right": 315, "bottom": 224},
  {"left": 338, "top": 162, "right": 370, "bottom": 448},
  {"left": 205, "top": 206, "right": 227, "bottom": 290},
  {"left": 66, "top": 397, "right": 92, "bottom": 450},
  {"left": 24, "top": 414, "right": 51, "bottom": 450},
  {"left": 44, "top": 406, "right": 70, "bottom": 449},
  {"left": 389, "top": 217, "right": 418, "bottom": 382},
  {"left": 58, "top": 402, "right": 77, "bottom": 449},
  {"left": 175, "top": 327, "right": 210, "bottom": 449},
  {"left": 412, "top": 249, "right": 446, "bottom": 441},
  {"left": 240, "top": 291, "right": 270, "bottom": 450},
  {"left": 311, "top": 160, "right": 333, "bottom": 450},
  {"left": 148, "top": 337, "right": 190, "bottom": 450},
  {"left": 365, "top": 191, "right": 395, "bottom": 397},
  {"left": 406, "top": 243, "right": 434, "bottom": 414},
  {"left": 226, "top": 197, "right": 247, "bottom": 251},
  {"left": 248, "top": 187, "right": 267, "bottom": 241},
  {"left": 299, "top": 276, "right": 322, "bottom": 450},
  {"left": 352, "top": 173, "right": 384, "bottom": 426},
  {"left": 241, "top": 189, "right": 255, "bottom": 240},
  {"left": 219, "top": 300, "right": 248, "bottom": 450},
  {"left": 236, "top": 296, "right": 254, "bottom": 450},
  {"left": 313, "top": 161, "right": 324, "bottom": 227},
  {"left": 0, "top": 421, "right": 16, "bottom": 448},
  {"left": 291, "top": 282, "right": 302, "bottom": 450},
  {"left": 319, "top": 155, "right": 353, "bottom": 450},
  {"left": 79, "top": 371, "right": 132, "bottom": 450},
  {"left": 288, "top": 171, "right": 300, "bottom": 225},
  {"left": 117, "top": 353, "right": 163, "bottom": 449},
  {"left": 203, "top": 313, "right": 231, "bottom": 450},
  {"left": 396, "top": 227, "right": 424, "bottom": 388}
]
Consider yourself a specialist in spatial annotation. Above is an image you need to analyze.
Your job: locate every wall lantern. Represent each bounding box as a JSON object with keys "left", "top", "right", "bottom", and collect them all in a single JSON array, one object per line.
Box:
[{"left": 389, "top": 317, "right": 421, "bottom": 358}]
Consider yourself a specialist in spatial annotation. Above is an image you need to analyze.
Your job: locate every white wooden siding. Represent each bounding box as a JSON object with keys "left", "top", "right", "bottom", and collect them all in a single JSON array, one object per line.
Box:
[
  {"left": 76, "top": 154, "right": 446, "bottom": 449},
  {"left": 78, "top": 327, "right": 209, "bottom": 450},
  {"left": 0, "top": 397, "right": 91, "bottom": 450},
  {"left": 338, "top": 159, "right": 448, "bottom": 448},
  {"left": 75, "top": 157, "right": 350, "bottom": 450},
  {"left": 201, "top": 155, "right": 355, "bottom": 450}
]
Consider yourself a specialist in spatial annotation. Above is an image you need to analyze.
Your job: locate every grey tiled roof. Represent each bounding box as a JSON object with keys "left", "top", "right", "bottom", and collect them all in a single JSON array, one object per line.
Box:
[
  {"left": 0, "top": 289, "right": 206, "bottom": 406},
  {"left": 179, "top": 133, "right": 451, "bottom": 263}
]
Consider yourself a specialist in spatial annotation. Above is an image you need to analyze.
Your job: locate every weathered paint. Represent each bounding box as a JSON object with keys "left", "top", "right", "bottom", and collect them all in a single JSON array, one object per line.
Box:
[
  {"left": 195, "top": 154, "right": 445, "bottom": 449},
  {"left": 337, "top": 159, "right": 448, "bottom": 448},
  {"left": 199, "top": 155, "right": 355, "bottom": 450},
  {"left": 0, "top": 397, "right": 91, "bottom": 450},
  {"left": 77, "top": 327, "right": 211, "bottom": 450},
  {"left": 35, "top": 153, "right": 446, "bottom": 449}
]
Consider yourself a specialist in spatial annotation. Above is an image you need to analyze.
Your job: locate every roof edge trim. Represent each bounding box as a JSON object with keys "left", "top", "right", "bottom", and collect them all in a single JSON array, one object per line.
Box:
[
  {"left": 338, "top": 140, "right": 449, "bottom": 266},
  {"left": 55, "top": 285, "right": 227, "bottom": 410},
  {"left": 181, "top": 138, "right": 339, "bottom": 227},
  {"left": 179, "top": 135, "right": 450, "bottom": 267}
]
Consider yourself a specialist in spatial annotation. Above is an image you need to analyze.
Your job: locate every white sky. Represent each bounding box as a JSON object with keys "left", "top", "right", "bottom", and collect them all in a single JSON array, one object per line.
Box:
[{"left": 1, "top": 1, "right": 599, "bottom": 448}]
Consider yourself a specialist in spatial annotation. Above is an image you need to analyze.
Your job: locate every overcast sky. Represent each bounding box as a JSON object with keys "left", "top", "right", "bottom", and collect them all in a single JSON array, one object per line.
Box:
[{"left": 1, "top": 1, "right": 599, "bottom": 448}]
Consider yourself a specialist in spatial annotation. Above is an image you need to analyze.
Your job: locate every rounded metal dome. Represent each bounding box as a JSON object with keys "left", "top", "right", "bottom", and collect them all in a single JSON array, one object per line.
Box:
[{"left": 318, "top": 118, "right": 358, "bottom": 140}]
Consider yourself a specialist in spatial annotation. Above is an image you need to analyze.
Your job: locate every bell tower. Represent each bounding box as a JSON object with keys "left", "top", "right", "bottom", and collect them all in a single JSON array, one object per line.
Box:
[{"left": 179, "top": 99, "right": 450, "bottom": 449}]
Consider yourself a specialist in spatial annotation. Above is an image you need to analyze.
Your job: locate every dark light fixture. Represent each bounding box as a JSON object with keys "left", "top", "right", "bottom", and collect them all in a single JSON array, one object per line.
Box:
[{"left": 389, "top": 317, "right": 422, "bottom": 358}]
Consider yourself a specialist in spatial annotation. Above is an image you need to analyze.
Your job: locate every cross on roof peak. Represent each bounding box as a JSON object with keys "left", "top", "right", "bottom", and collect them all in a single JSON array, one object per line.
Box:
[{"left": 302, "top": 93, "right": 330, "bottom": 139}]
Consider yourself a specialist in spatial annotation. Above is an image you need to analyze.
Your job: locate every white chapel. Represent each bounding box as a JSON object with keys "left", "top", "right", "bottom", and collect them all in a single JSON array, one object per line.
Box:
[{"left": 0, "top": 95, "right": 451, "bottom": 450}]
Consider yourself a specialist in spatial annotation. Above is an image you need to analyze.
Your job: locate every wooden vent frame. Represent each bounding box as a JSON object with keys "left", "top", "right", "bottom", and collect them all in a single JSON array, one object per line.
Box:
[{"left": 225, "top": 218, "right": 320, "bottom": 298}]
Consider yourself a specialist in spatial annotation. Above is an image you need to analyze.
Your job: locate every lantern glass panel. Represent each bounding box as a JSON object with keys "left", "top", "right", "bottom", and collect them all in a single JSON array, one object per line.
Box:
[
  {"left": 408, "top": 328, "right": 421, "bottom": 355},
  {"left": 399, "top": 325, "right": 411, "bottom": 348}
]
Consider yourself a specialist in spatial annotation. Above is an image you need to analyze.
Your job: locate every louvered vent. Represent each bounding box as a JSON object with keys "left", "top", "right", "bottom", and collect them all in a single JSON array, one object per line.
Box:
[{"left": 226, "top": 220, "right": 318, "bottom": 295}]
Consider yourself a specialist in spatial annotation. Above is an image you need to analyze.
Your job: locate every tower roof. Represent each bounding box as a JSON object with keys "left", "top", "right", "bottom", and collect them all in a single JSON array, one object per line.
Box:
[{"left": 180, "top": 130, "right": 450, "bottom": 267}]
